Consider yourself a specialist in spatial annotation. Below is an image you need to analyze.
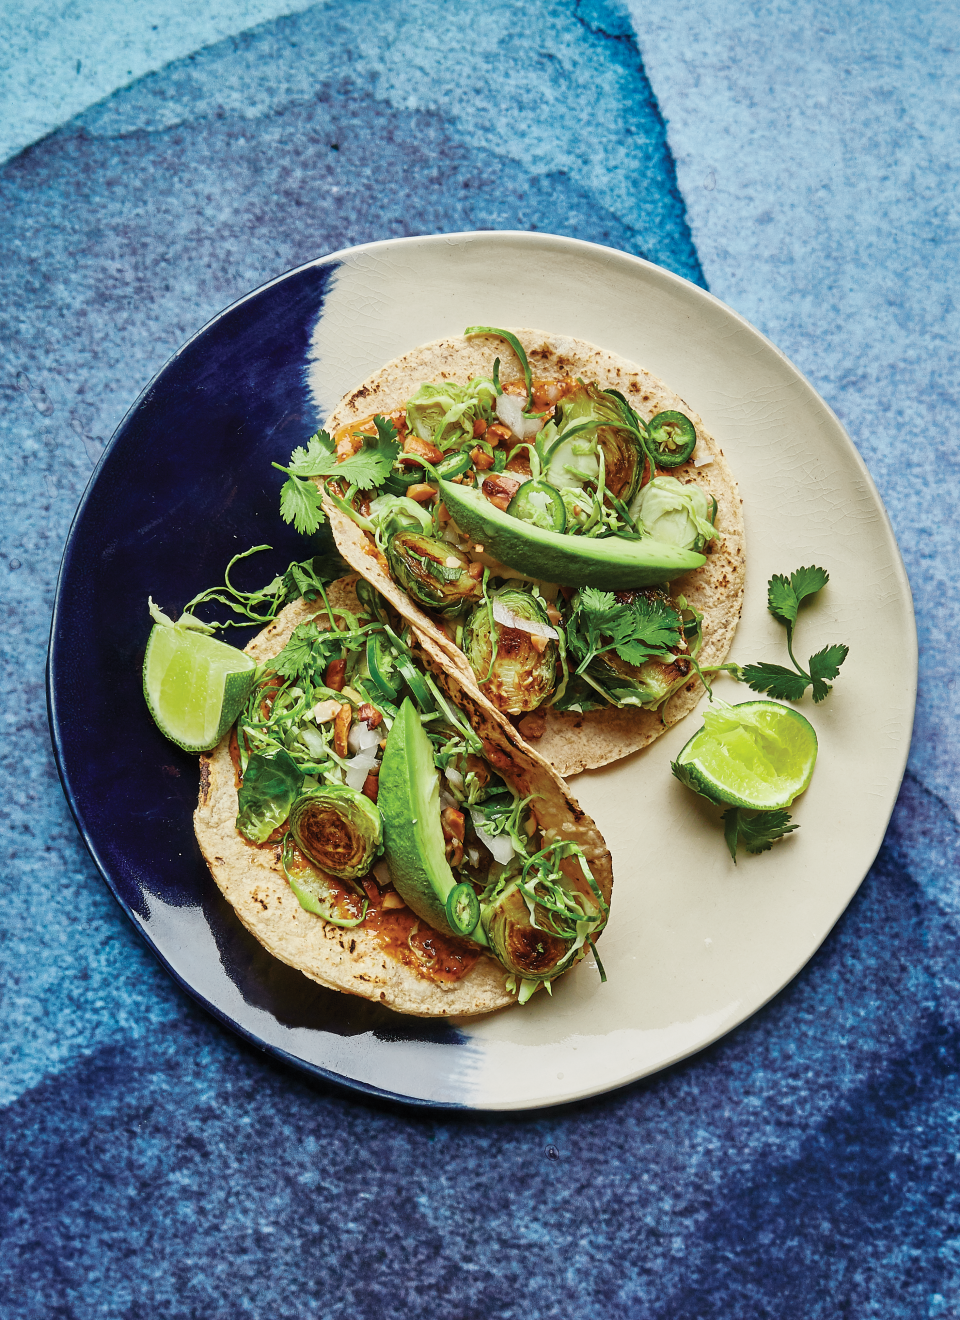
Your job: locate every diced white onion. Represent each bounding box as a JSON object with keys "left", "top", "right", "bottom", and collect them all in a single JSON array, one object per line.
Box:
[
  {"left": 492, "top": 599, "right": 559, "bottom": 641},
  {"left": 439, "top": 788, "right": 458, "bottom": 811},
  {"left": 693, "top": 450, "right": 714, "bottom": 468},
  {"left": 348, "top": 721, "right": 382, "bottom": 755},
  {"left": 470, "top": 810, "right": 515, "bottom": 863},
  {"left": 444, "top": 766, "right": 465, "bottom": 792},
  {"left": 522, "top": 414, "right": 544, "bottom": 439},
  {"left": 495, "top": 393, "right": 525, "bottom": 436},
  {"left": 344, "top": 747, "right": 379, "bottom": 790}
]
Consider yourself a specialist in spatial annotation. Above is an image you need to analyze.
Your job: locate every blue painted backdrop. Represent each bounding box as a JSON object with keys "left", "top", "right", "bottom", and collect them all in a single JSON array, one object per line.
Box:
[{"left": 3, "top": 1, "right": 959, "bottom": 1315}]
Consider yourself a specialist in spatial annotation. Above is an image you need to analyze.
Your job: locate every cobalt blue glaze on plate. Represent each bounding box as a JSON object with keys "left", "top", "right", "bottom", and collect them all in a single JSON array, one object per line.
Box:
[{"left": 48, "top": 232, "right": 916, "bottom": 1110}]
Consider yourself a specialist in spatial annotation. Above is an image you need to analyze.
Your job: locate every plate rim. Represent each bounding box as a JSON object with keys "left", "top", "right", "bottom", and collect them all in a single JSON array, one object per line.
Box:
[{"left": 46, "top": 228, "right": 919, "bottom": 1110}]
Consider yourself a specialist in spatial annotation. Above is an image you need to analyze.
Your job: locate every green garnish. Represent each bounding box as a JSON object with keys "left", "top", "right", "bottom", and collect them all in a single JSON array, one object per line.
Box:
[
  {"left": 275, "top": 417, "right": 401, "bottom": 535},
  {"left": 464, "top": 325, "right": 533, "bottom": 408},
  {"left": 740, "top": 566, "right": 849, "bottom": 703},
  {"left": 721, "top": 807, "right": 799, "bottom": 862},
  {"left": 566, "top": 587, "right": 683, "bottom": 675}
]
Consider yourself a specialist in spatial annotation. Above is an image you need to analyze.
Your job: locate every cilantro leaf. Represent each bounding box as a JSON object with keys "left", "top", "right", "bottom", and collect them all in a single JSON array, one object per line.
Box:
[
  {"left": 808, "top": 643, "right": 849, "bottom": 702},
  {"left": 722, "top": 807, "right": 798, "bottom": 861},
  {"left": 279, "top": 475, "right": 326, "bottom": 535},
  {"left": 568, "top": 587, "right": 683, "bottom": 674},
  {"left": 767, "top": 565, "right": 829, "bottom": 628},
  {"left": 286, "top": 430, "right": 336, "bottom": 475},
  {"left": 767, "top": 574, "right": 799, "bottom": 627},
  {"left": 790, "top": 564, "right": 830, "bottom": 605},
  {"left": 333, "top": 440, "right": 401, "bottom": 490},
  {"left": 739, "top": 662, "right": 811, "bottom": 702},
  {"left": 278, "top": 416, "right": 400, "bottom": 514},
  {"left": 272, "top": 624, "right": 321, "bottom": 680}
]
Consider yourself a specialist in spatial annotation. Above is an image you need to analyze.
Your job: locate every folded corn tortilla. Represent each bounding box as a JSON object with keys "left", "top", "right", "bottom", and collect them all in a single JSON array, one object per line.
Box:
[
  {"left": 194, "top": 577, "right": 613, "bottom": 1017},
  {"left": 319, "top": 330, "right": 745, "bottom": 777}
]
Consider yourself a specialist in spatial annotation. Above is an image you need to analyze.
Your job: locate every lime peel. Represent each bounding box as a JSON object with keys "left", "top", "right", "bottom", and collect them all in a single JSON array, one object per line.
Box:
[
  {"left": 143, "top": 618, "right": 257, "bottom": 753},
  {"left": 673, "top": 699, "right": 817, "bottom": 812}
]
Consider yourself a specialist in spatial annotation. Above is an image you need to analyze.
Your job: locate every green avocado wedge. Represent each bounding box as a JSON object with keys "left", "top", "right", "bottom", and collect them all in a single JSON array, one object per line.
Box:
[
  {"left": 379, "top": 697, "right": 488, "bottom": 947},
  {"left": 436, "top": 478, "right": 706, "bottom": 588}
]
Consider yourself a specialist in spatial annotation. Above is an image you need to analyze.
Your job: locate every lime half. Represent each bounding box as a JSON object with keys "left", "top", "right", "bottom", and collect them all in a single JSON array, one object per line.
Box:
[
  {"left": 673, "top": 700, "right": 817, "bottom": 810},
  {"left": 143, "top": 623, "right": 257, "bottom": 752}
]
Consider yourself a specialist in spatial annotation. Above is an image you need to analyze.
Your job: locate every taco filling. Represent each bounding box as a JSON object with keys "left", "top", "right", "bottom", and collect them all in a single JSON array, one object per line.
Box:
[
  {"left": 280, "top": 328, "right": 745, "bottom": 774},
  {"left": 190, "top": 574, "right": 612, "bottom": 1015}
]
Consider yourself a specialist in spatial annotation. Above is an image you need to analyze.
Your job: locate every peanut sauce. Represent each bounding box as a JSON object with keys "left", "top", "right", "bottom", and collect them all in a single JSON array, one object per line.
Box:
[{"left": 280, "top": 845, "right": 481, "bottom": 985}]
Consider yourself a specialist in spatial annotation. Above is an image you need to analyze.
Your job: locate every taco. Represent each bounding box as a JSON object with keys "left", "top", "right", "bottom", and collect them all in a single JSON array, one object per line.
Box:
[
  {"left": 287, "top": 327, "right": 744, "bottom": 776},
  {"left": 193, "top": 575, "right": 612, "bottom": 1017}
]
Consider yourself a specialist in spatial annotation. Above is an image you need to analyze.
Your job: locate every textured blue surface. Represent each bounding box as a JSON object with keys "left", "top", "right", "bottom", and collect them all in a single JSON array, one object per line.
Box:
[{"left": 2, "top": 0, "right": 958, "bottom": 1314}]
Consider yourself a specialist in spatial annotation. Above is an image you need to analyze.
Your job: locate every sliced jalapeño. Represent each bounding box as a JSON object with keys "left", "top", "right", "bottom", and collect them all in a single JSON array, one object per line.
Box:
[
  {"left": 647, "top": 411, "right": 697, "bottom": 468},
  {"left": 445, "top": 881, "right": 481, "bottom": 937},
  {"left": 507, "top": 479, "right": 567, "bottom": 533}
]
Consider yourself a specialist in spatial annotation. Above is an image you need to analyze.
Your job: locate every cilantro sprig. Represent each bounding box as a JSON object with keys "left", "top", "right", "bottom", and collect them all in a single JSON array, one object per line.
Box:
[
  {"left": 739, "top": 566, "right": 848, "bottom": 703},
  {"left": 721, "top": 808, "right": 798, "bottom": 862},
  {"left": 566, "top": 587, "right": 683, "bottom": 674},
  {"left": 275, "top": 417, "right": 401, "bottom": 535}
]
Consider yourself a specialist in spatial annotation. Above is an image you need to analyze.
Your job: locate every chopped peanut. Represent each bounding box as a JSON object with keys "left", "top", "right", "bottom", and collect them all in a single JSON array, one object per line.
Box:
[
  {"left": 401, "top": 434, "right": 443, "bottom": 464},
  {"left": 470, "top": 446, "right": 495, "bottom": 471},
  {"left": 518, "top": 712, "right": 547, "bottom": 740},
  {"left": 325, "top": 658, "right": 346, "bottom": 692},
  {"left": 406, "top": 483, "right": 436, "bottom": 504},
  {"left": 529, "top": 634, "right": 549, "bottom": 654},
  {"left": 358, "top": 703, "right": 382, "bottom": 729},
  {"left": 485, "top": 423, "right": 511, "bottom": 446},
  {"left": 333, "top": 702, "right": 352, "bottom": 758},
  {"left": 466, "top": 560, "right": 484, "bottom": 580},
  {"left": 545, "top": 603, "right": 562, "bottom": 626},
  {"left": 441, "top": 807, "right": 466, "bottom": 842},
  {"left": 362, "top": 772, "right": 380, "bottom": 803},
  {"left": 472, "top": 417, "right": 487, "bottom": 437},
  {"left": 312, "top": 698, "right": 342, "bottom": 724},
  {"left": 381, "top": 891, "right": 406, "bottom": 910},
  {"left": 481, "top": 473, "right": 522, "bottom": 512}
]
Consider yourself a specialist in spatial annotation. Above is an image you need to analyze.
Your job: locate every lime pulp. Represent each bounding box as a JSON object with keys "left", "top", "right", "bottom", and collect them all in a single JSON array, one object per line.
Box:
[
  {"left": 674, "top": 700, "right": 818, "bottom": 810},
  {"left": 143, "top": 623, "right": 257, "bottom": 752}
]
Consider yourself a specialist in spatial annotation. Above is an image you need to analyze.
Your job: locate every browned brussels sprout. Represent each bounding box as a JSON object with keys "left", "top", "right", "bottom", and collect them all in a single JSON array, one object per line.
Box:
[
  {"left": 544, "top": 382, "right": 642, "bottom": 505},
  {"left": 386, "top": 531, "right": 483, "bottom": 616},
  {"left": 483, "top": 882, "right": 575, "bottom": 981},
  {"left": 289, "top": 786, "right": 382, "bottom": 882},
  {"left": 462, "top": 588, "right": 558, "bottom": 714},
  {"left": 591, "top": 586, "right": 694, "bottom": 708}
]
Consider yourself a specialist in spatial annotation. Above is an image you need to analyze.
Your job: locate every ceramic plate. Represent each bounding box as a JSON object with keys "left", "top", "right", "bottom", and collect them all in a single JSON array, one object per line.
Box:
[{"left": 48, "top": 232, "right": 916, "bottom": 1110}]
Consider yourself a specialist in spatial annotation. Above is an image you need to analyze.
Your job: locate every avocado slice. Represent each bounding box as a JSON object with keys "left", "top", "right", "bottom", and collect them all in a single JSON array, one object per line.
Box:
[
  {"left": 379, "top": 697, "right": 488, "bottom": 946},
  {"left": 437, "top": 477, "right": 706, "bottom": 589}
]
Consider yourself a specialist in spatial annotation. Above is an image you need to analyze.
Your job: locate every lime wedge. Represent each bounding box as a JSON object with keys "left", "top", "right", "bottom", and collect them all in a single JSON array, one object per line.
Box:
[
  {"left": 143, "top": 623, "right": 257, "bottom": 752},
  {"left": 673, "top": 700, "right": 817, "bottom": 810}
]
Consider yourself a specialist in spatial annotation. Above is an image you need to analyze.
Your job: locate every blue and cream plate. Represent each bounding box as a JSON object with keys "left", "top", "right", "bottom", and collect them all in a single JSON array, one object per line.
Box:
[{"left": 47, "top": 232, "right": 916, "bottom": 1109}]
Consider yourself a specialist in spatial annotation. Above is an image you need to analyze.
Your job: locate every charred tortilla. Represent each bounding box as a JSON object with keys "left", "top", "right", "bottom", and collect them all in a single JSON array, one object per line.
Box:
[
  {"left": 318, "top": 331, "right": 744, "bottom": 777},
  {"left": 194, "top": 577, "right": 613, "bottom": 1017}
]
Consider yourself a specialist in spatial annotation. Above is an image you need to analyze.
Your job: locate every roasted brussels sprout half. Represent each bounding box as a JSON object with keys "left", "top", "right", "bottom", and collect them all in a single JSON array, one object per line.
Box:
[
  {"left": 629, "top": 476, "right": 716, "bottom": 552},
  {"left": 463, "top": 587, "right": 558, "bottom": 714},
  {"left": 595, "top": 648, "right": 694, "bottom": 708},
  {"left": 289, "top": 786, "right": 383, "bottom": 882},
  {"left": 543, "top": 383, "right": 642, "bottom": 504},
  {"left": 386, "top": 531, "right": 484, "bottom": 615},
  {"left": 483, "top": 882, "right": 576, "bottom": 982},
  {"left": 281, "top": 836, "right": 369, "bottom": 927}
]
